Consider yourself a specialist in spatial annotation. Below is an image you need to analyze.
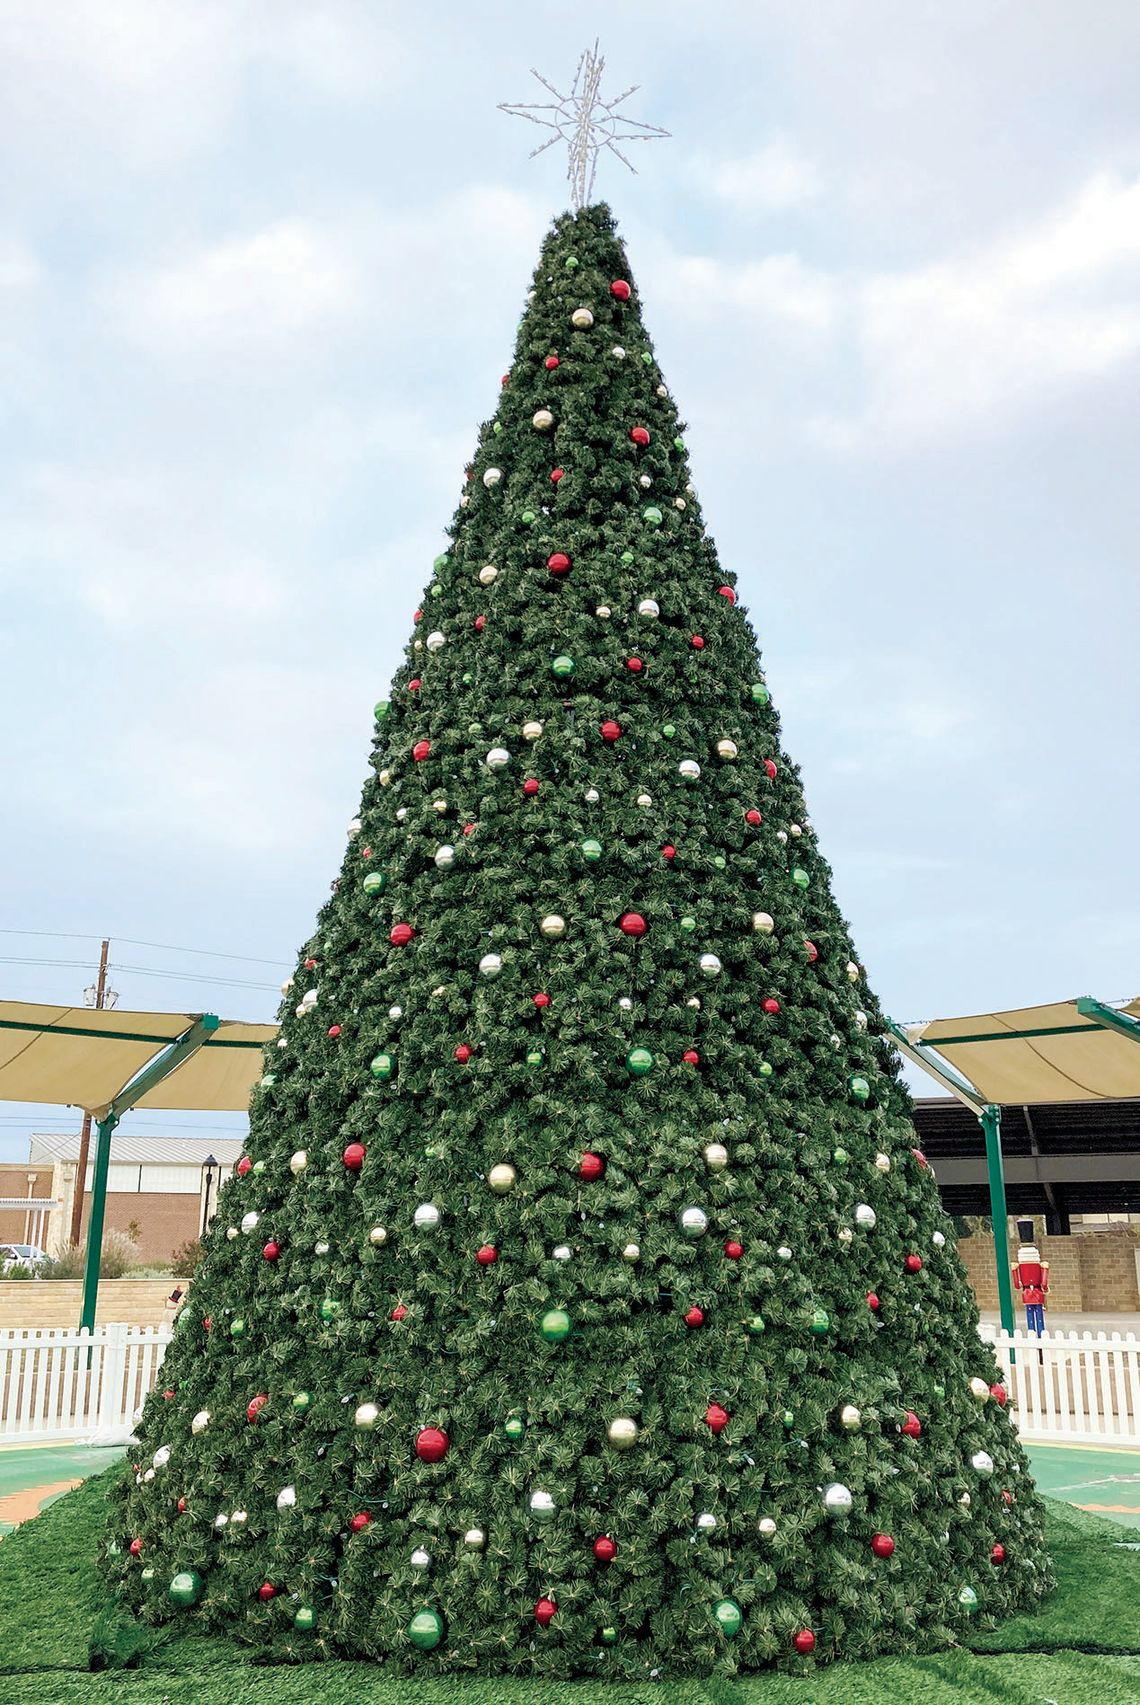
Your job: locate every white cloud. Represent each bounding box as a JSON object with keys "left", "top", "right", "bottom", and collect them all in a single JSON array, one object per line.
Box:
[
  {"left": 108, "top": 219, "right": 364, "bottom": 351},
  {"left": 704, "top": 138, "right": 822, "bottom": 214},
  {"left": 0, "top": 233, "right": 39, "bottom": 291},
  {"left": 654, "top": 250, "right": 837, "bottom": 333}
]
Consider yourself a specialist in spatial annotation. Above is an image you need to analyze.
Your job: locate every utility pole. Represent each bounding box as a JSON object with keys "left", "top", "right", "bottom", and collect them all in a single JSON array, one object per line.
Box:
[{"left": 70, "top": 938, "right": 110, "bottom": 1248}]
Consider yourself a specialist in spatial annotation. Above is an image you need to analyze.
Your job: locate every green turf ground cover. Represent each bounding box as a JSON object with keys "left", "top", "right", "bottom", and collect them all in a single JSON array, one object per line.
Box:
[{"left": 1, "top": 1470, "right": 1138, "bottom": 1704}]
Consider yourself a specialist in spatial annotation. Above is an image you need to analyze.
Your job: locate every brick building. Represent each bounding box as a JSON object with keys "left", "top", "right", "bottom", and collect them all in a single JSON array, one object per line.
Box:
[{"left": 0, "top": 1134, "right": 242, "bottom": 1263}]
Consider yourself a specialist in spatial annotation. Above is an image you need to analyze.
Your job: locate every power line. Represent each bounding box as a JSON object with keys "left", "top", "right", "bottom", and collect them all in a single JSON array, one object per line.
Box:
[{"left": 0, "top": 928, "right": 289, "bottom": 969}]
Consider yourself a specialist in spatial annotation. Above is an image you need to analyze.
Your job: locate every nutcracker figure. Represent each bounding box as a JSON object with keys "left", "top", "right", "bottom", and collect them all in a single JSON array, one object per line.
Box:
[{"left": 1012, "top": 1219, "right": 1049, "bottom": 1335}]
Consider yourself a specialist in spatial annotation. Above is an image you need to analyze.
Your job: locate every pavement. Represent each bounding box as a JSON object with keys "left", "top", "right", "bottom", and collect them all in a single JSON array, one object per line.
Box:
[{"left": 2, "top": 1437, "right": 1138, "bottom": 1538}]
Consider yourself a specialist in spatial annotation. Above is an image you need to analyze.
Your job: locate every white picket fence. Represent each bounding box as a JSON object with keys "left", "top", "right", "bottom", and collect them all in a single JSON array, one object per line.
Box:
[
  {"left": 979, "top": 1326, "right": 1140, "bottom": 1444},
  {"left": 1, "top": 1322, "right": 1137, "bottom": 1447},
  {"left": 0, "top": 1324, "right": 173, "bottom": 1443}
]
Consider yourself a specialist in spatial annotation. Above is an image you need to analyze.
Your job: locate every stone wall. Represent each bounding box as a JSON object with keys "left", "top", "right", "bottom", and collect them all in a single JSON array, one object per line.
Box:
[
  {"left": 960, "top": 1226, "right": 1140, "bottom": 1313},
  {"left": 0, "top": 1278, "right": 188, "bottom": 1330}
]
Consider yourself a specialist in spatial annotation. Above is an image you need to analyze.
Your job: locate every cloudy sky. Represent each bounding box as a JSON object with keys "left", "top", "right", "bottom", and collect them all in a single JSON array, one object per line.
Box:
[{"left": 3, "top": 2, "right": 1139, "bottom": 1163}]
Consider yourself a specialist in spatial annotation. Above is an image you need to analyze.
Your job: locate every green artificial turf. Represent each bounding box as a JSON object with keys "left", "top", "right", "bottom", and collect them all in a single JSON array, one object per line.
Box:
[{"left": 1, "top": 1470, "right": 1138, "bottom": 1705}]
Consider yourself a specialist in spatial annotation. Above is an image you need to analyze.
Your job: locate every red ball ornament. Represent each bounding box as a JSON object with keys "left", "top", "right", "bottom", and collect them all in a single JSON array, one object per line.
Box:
[
  {"left": 545, "top": 354, "right": 560, "bottom": 369},
  {"left": 904, "top": 1254, "right": 923, "bottom": 1274},
  {"left": 793, "top": 1629, "right": 816, "bottom": 1655},
  {"left": 1002, "top": 1489, "right": 1014, "bottom": 1505},
  {"left": 163, "top": 1389, "right": 175, "bottom": 1401},
  {"left": 724, "top": 1239, "right": 744, "bottom": 1260},
  {"left": 523, "top": 778, "right": 540, "bottom": 796},
  {"left": 202, "top": 1316, "right": 211, "bottom": 1331},
  {"left": 415, "top": 1426, "right": 449, "bottom": 1464},
  {"left": 258, "top": 1583, "right": 277, "bottom": 1602},
  {"left": 236, "top": 1156, "right": 252, "bottom": 1177},
  {"left": 350, "top": 1512, "right": 371, "bottom": 1533},
  {"left": 744, "top": 808, "right": 762, "bottom": 826},
  {"left": 579, "top": 1151, "right": 605, "bottom": 1181},
  {"left": 600, "top": 718, "right": 622, "bottom": 742},
  {"left": 990, "top": 1382, "right": 1008, "bottom": 1407},
  {"left": 867, "top": 1291, "right": 880, "bottom": 1312},
  {"left": 391, "top": 1303, "right": 407, "bottom": 1321},
  {"left": 535, "top": 1597, "right": 557, "bottom": 1628},
  {"left": 662, "top": 844, "right": 676, "bottom": 861},
  {"left": 327, "top": 1023, "right": 342, "bottom": 1038},
  {"left": 247, "top": 1394, "right": 268, "bottom": 1424},
  {"left": 619, "top": 911, "right": 647, "bottom": 936},
  {"left": 762, "top": 997, "right": 781, "bottom": 1015},
  {"left": 630, "top": 426, "right": 650, "bottom": 446},
  {"left": 691, "top": 634, "right": 705, "bottom": 650},
  {"left": 551, "top": 467, "right": 564, "bottom": 482},
  {"left": 413, "top": 609, "right": 422, "bottom": 624},
  {"left": 682, "top": 1049, "right": 700, "bottom": 1065},
  {"left": 412, "top": 739, "right": 431, "bottom": 762},
  {"left": 547, "top": 552, "right": 571, "bottom": 576},
  {"left": 764, "top": 758, "right": 778, "bottom": 780},
  {"left": 593, "top": 1535, "right": 617, "bottom": 1563},
  {"left": 533, "top": 991, "right": 551, "bottom": 1008},
  {"left": 626, "top": 656, "right": 643, "bottom": 672},
  {"left": 476, "top": 1244, "right": 498, "bottom": 1266},
  {"left": 871, "top": 1533, "right": 895, "bottom": 1559},
  {"left": 389, "top": 923, "right": 415, "bottom": 947},
  {"left": 408, "top": 678, "right": 421, "bottom": 693},
  {"left": 991, "top": 1543, "right": 1006, "bottom": 1565},
  {"left": 804, "top": 940, "right": 818, "bottom": 963},
  {"left": 463, "top": 821, "right": 476, "bottom": 836},
  {"left": 500, "top": 374, "right": 509, "bottom": 387},
  {"left": 610, "top": 279, "right": 631, "bottom": 300},
  {"left": 718, "top": 585, "right": 736, "bottom": 604},
  {"left": 262, "top": 1240, "right": 280, "bottom": 1262},
  {"left": 901, "top": 1410, "right": 922, "bottom": 1438},
  {"left": 705, "top": 1402, "right": 730, "bottom": 1434},
  {"left": 304, "top": 957, "right": 317, "bottom": 969},
  {"left": 177, "top": 1497, "right": 187, "bottom": 1513},
  {"left": 454, "top": 1044, "right": 473, "bottom": 1063},
  {"left": 343, "top": 1142, "right": 366, "bottom": 1172},
  {"left": 129, "top": 1538, "right": 142, "bottom": 1556},
  {"left": 474, "top": 615, "right": 486, "bottom": 632},
  {"left": 912, "top": 1148, "right": 928, "bottom": 1167},
  {"left": 684, "top": 1306, "right": 705, "bottom": 1328}
]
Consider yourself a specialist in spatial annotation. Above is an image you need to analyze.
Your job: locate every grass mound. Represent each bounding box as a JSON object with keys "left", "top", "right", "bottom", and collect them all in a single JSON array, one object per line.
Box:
[{"left": 1, "top": 1469, "right": 1137, "bottom": 1703}]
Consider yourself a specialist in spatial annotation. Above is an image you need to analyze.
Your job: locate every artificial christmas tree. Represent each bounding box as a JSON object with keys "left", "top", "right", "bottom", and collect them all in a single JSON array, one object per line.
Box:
[{"left": 105, "top": 201, "right": 1051, "bottom": 1678}]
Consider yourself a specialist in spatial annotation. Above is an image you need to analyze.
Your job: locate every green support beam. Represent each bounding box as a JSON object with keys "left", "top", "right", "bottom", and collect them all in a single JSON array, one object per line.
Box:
[
  {"left": 1075, "top": 995, "right": 1140, "bottom": 1047},
  {"left": 885, "top": 1021, "right": 1016, "bottom": 1336},
  {"left": 79, "top": 1014, "right": 220, "bottom": 1333}
]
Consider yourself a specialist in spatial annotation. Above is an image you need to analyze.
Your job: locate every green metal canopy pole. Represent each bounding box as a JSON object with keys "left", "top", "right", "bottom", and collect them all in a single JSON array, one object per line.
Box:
[
  {"left": 78, "top": 1014, "right": 220, "bottom": 1333},
  {"left": 1075, "top": 995, "right": 1140, "bottom": 1046},
  {"left": 885, "top": 1021, "right": 1016, "bottom": 1336}
]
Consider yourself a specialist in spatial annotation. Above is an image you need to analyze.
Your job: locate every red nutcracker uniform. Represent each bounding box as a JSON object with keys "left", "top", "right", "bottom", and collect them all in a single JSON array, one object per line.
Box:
[{"left": 1012, "top": 1223, "right": 1048, "bottom": 1335}]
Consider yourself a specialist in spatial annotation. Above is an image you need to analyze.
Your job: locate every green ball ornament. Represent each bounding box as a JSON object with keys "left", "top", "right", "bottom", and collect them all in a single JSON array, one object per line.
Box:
[
  {"left": 462, "top": 672, "right": 473, "bottom": 684},
  {"left": 167, "top": 1570, "right": 203, "bottom": 1607},
  {"left": 551, "top": 655, "right": 575, "bottom": 678},
  {"left": 503, "top": 1415, "right": 525, "bottom": 1441},
  {"left": 432, "top": 554, "right": 448, "bottom": 572},
  {"left": 679, "top": 915, "right": 696, "bottom": 933},
  {"left": 371, "top": 1053, "right": 394, "bottom": 1080},
  {"left": 712, "top": 855, "right": 727, "bottom": 870},
  {"left": 526, "top": 1048, "right": 544, "bottom": 1067},
  {"left": 140, "top": 1566, "right": 155, "bottom": 1581},
  {"left": 374, "top": 699, "right": 390, "bottom": 721},
  {"left": 849, "top": 1075, "right": 871, "bottom": 1104},
  {"left": 292, "top": 1391, "right": 312, "bottom": 1413},
  {"left": 642, "top": 506, "right": 663, "bottom": 525},
  {"left": 320, "top": 1298, "right": 341, "bottom": 1322},
  {"left": 521, "top": 509, "right": 537, "bottom": 524},
  {"left": 626, "top": 1046, "right": 654, "bottom": 1076},
  {"left": 747, "top": 1314, "right": 766, "bottom": 1336},
  {"left": 810, "top": 1307, "right": 830, "bottom": 1336},
  {"left": 759, "top": 1060, "right": 774, "bottom": 1077},
  {"left": 782, "top": 1409, "right": 795, "bottom": 1429},
  {"left": 600, "top": 1625, "right": 618, "bottom": 1645},
  {"left": 750, "top": 681, "right": 770, "bottom": 705},
  {"left": 958, "top": 1586, "right": 979, "bottom": 1614},
  {"left": 540, "top": 1307, "right": 572, "bottom": 1343},
  {"left": 565, "top": 255, "right": 579, "bottom": 269},
  {"left": 933, "top": 1384, "right": 946, "bottom": 1399},
  {"left": 229, "top": 1318, "right": 246, "bottom": 1339},
  {"left": 832, "top": 1147, "right": 849, "bottom": 1165},
  {"left": 362, "top": 872, "right": 385, "bottom": 895},
  {"left": 428, "top": 583, "right": 442, "bottom": 598},
  {"left": 293, "top": 1605, "right": 316, "bottom": 1631},
  {"left": 621, "top": 550, "right": 635, "bottom": 565},
  {"left": 492, "top": 421, "right": 503, "bottom": 434},
  {"left": 252, "top": 1159, "right": 265, "bottom": 1175},
  {"left": 714, "top": 1597, "right": 743, "bottom": 1638},
  {"left": 581, "top": 838, "right": 603, "bottom": 861},
  {"left": 466, "top": 721, "right": 483, "bottom": 735},
  {"left": 662, "top": 723, "right": 676, "bottom": 739},
  {"left": 641, "top": 351, "right": 653, "bottom": 364},
  {"left": 407, "top": 1607, "right": 445, "bottom": 1651},
  {"left": 791, "top": 867, "right": 810, "bottom": 890},
  {"left": 673, "top": 436, "right": 685, "bottom": 451}
]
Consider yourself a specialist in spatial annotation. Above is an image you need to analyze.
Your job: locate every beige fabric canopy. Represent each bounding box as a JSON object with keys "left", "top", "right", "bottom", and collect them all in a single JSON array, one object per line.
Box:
[
  {"left": 908, "top": 998, "right": 1140, "bottom": 1105},
  {"left": 0, "top": 1000, "right": 275, "bottom": 1118}
]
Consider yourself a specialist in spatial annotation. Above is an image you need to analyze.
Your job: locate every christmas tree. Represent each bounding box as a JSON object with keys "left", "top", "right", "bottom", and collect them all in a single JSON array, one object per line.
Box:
[{"left": 106, "top": 201, "right": 1051, "bottom": 1677}]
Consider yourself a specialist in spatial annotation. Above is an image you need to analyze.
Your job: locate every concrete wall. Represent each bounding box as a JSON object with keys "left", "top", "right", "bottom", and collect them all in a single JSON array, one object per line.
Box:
[
  {"left": 960, "top": 1225, "right": 1140, "bottom": 1313},
  {"left": 0, "top": 1278, "right": 188, "bottom": 1330}
]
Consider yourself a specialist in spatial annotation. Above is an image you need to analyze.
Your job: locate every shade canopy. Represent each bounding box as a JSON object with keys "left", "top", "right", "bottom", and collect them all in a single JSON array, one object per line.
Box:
[
  {"left": 908, "top": 997, "right": 1140, "bottom": 1105},
  {"left": 0, "top": 1001, "right": 274, "bottom": 1118}
]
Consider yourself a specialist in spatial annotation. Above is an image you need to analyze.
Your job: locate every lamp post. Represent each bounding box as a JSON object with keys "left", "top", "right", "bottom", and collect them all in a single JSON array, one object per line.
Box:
[{"left": 201, "top": 1154, "right": 218, "bottom": 1238}]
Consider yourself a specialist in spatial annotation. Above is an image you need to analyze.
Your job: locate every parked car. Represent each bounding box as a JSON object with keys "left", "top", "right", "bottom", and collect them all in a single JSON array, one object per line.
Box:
[{"left": 0, "top": 1242, "right": 48, "bottom": 1273}]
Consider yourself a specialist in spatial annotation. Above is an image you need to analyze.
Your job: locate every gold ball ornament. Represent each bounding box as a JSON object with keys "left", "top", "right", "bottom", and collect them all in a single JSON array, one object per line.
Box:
[
  {"left": 571, "top": 307, "right": 594, "bottom": 328},
  {"left": 715, "top": 738, "right": 738, "bottom": 761},
  {"left": 539, "top": 914, "right": 566, "bottom": 939},
  {"left": 532, "top": 409, "right": 554, "bottom": 431},
  {"left": 969, "top": 1378, "right": 991, "bottom": 1402},
  {"left": 478, "top": 564, "right": 498, "bottom": 585},
  {"left": 607, "top": 1416, "right": 639, "bottom": 1449},
  {"left": 753, "top": 912, "right": 775, "bottom": 934},
  {"left": 704, "top": 1142, "right": 729, "bottom": 1171},
  {"left": 488, "top": 1163, "right": 516, "bottom": 1194}
]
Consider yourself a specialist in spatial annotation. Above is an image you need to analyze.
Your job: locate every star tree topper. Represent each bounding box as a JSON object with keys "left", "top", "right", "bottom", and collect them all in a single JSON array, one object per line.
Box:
[{"left": 500, "top": 41, "right": 670, "bottom": 209}]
